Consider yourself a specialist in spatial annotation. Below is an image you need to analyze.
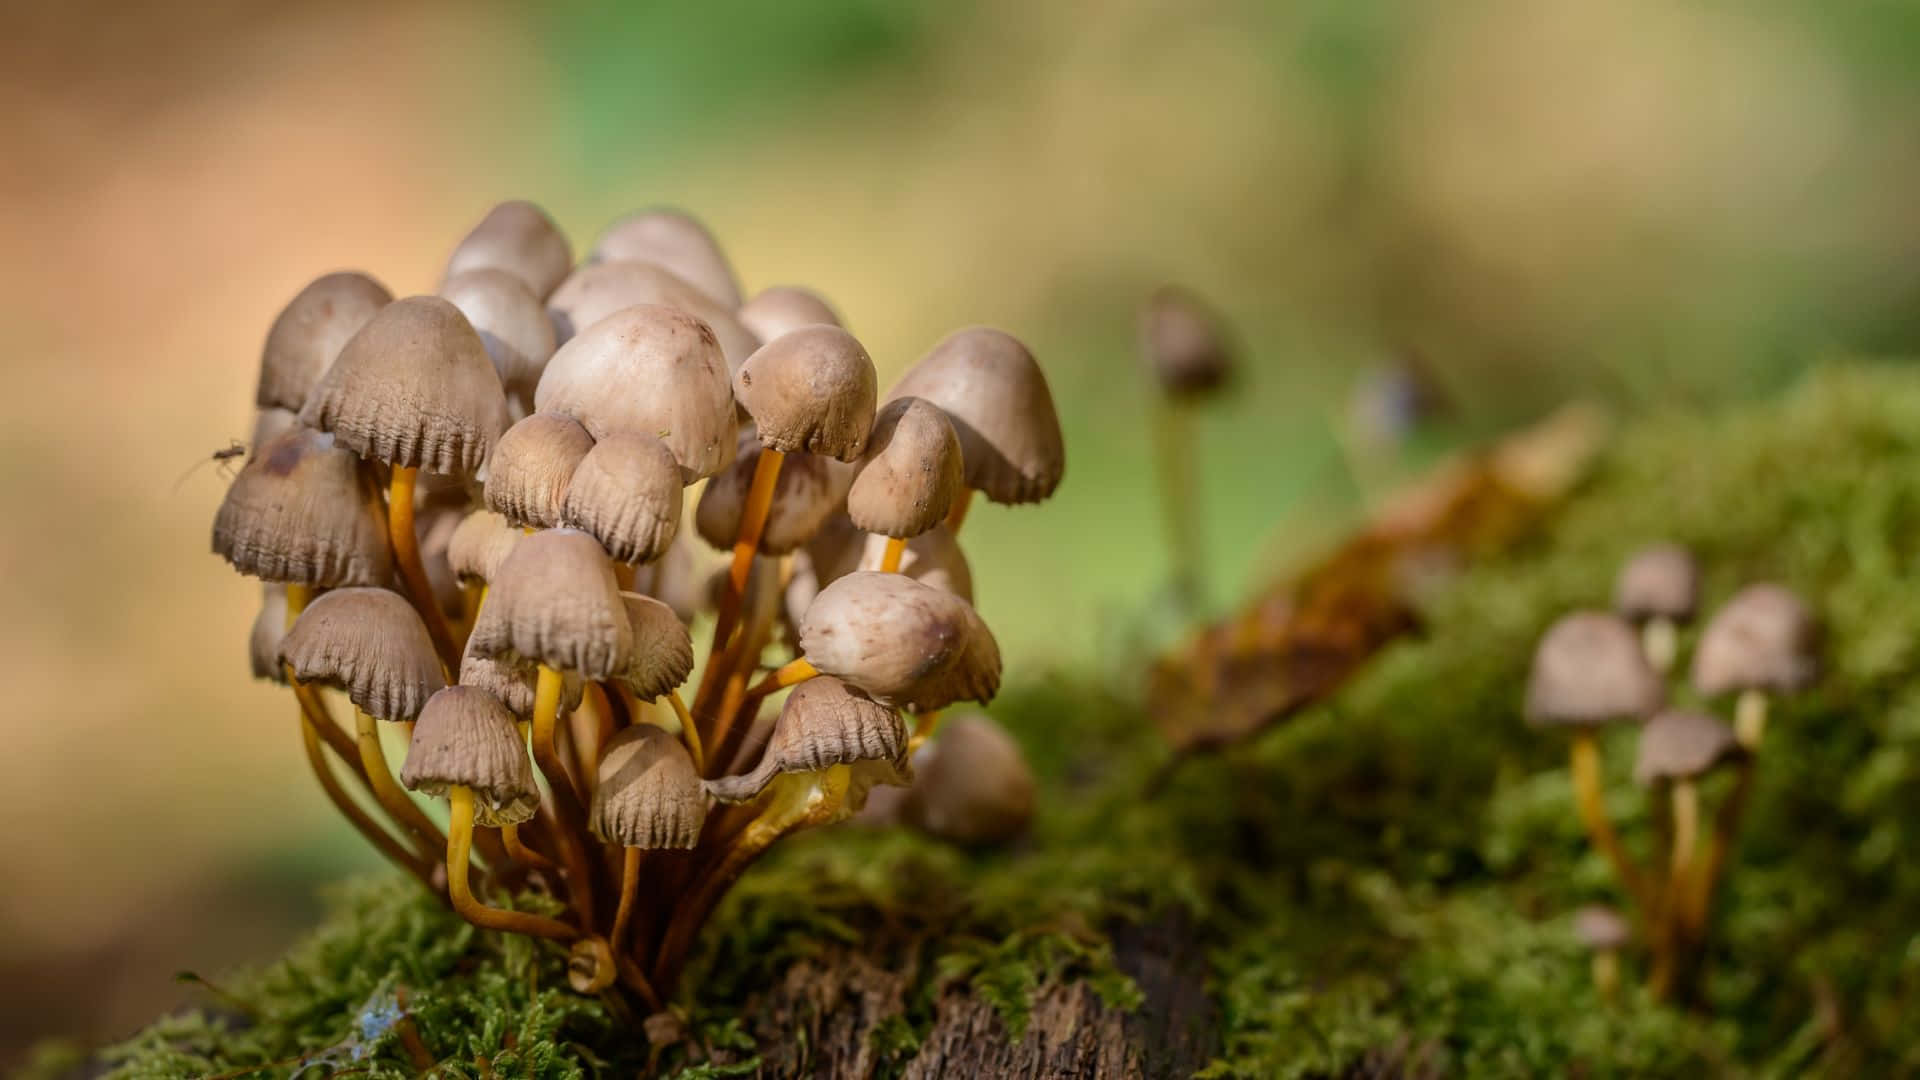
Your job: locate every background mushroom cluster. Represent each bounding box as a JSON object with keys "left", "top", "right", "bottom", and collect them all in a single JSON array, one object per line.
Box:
[{"left": 211, "top": 200, "right": 1064, "bottom": 1006}]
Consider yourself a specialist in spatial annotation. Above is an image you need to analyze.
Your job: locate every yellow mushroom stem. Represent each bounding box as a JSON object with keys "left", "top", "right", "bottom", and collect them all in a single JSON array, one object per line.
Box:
[
  {"left": 1153, "top": 399, "right": 1204, "bottom": 614},
  {"left": 668, "top": 690, "right": 705, "bottom": 773},
  {"left": 745, "top": 657, "right": 819, "bottom": 701},
  {"left": 1669, "top": 779, "right": 1700, "bottom": 879},
  {"left": 611, "top": 847, "right": 642, "bottom": 951},
  {"left": 1734, "top": 688, "right": 1768, "bottom": 750},
  {"left": 386, "top": 464, "right": 460, "bottom": 673},
  {"left": 300, "top": 710, "right": 438, "bottom": 891},
  {"left": 352, "top": 707, "right": 447, "bottom": 861},
  {"left": 1569, "top": 730, "right": 1649, "bottom": 914},
  {"left": 1684, "top": 755, "right": 1758, "bottom": 934},
  {"left": 1640, "top": 617, "right": 1679, "bottom": 676},
  {"left": 907, "top": 710, "right": 944, "bottom": 754},
  {"left": 500, "top": 822, "right": 556, "bottom": 870},
  {"left": 531, "top": 664, "right": 601, "bottom": 928},
  {"left": 446, "top": 786, "right": 579, "bottom": 942},
  {"left": 708, "top": 448, "right": 785, "bottom": 660},
  {"left": 1592, "top": 949, "right": 1620, "bottom": 1005},
  {"left": 879, "top": 536, "right": 907, "bottom": 573},
  {"left": 943, "top": 486, "right": 974, "bottom": 533}
]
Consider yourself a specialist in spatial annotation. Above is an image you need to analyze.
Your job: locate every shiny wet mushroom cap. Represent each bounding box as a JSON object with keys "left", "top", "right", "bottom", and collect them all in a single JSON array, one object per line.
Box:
[
  {"left": 401, "top": 686, "right": 539, "bottom": 826},
  {"left": 212, "top": 426, "right": 392, "bottom": 587},
  {"left": 590, "top": 724, "right": 707, "bottom": 849},
  {"left": 443, "top": 200, "right": 572, "bottom": 300},
  {"left": 1614, "top": 543, "right": 1700, "bottom": 624},
  {"left": 706, "top": 677, "right": 906, "bottom": 803},
  {"left": 1140, "top": 285, "right": 1233, "bottom": 397},
  {"left": 1524, "top": 612, "right": 1665, "bottom": 727},
  {"left": 484, "top": 413, "right": 595, "bottom": 530},
  {"left": 847, "top": 396, "right": 963, "bottom": 539},
  {"left": 900, "top": 713, "right": 1035, "bottom": 846},
  {"left": 796, "top": 571, "right": 983, "bottom": 707},
  {"left": 886, "top": 327, "right": 1064, "bottom": 505},
  {"left": 279, "top": 587, "right": 447, "bottom": 721},
  {"left": 696, "top": 439, "right": 849, "bottom": 556},
  {"left": 255, "top": 271, "right": 392, "bottom": 412},
  {"left": 561, "top": 432, "right": 683, "bottom": 566},
  {"left": 591, "top": 208, "right": 743, "bottom": 308},
  {"left": 734, "top": 325, "right": 877, "bottom": 461},
  {"left": 546, "top": 260, "right": 758, "bottom": 368},
  {"left": 440, "top": 268, "right": 558, "bottom": 413},
  {"left": 1633, "top": 709, "right": 1741, "bottom": 786},
  {"left": 738, "top": 285, "right": 841, "bottom": 343},
  {"left": 446, "top": 508, "right": 521, "bottom": 584},
  {"left": 1691, "top": 583, "right": 1820, "bottom": 697},
  {"left": 468, "top": 528, "right": 632, "bottom": 680},
  {"left": 617, "top": 593, "right": 694, "bottom": 701}
]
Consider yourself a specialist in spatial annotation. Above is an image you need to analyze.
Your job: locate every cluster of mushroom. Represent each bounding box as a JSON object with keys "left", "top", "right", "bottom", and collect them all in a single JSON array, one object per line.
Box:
[
  {"left": 1527, "top": 543, "right": 1819, "bottom": 1004},
  {"left": 212, "top": 200, "right": 1064, "bottom": 1006}
]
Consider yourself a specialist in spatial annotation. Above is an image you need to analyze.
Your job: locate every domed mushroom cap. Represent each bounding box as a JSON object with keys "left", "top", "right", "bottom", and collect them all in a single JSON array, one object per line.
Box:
[
  {"left": 446, "top": 509, "right": 521, "bottom": 584},
  {"left": 696, "top": 439, "right": 849, "bottom": 556},
  {"left": 440, "top": 268, "right": 557, "bottom": 411},
  {"left": 250, "top": 585, "right": 289, "bottom": 684},
  {"left": 547, "top": 260, "right": 758, "bottom": 369},
  {"left": 1524, "top": 612, "right": 1664, "bottom": 728},
  {"left": 734, "top": 326, "right": 877, "bottom": 461},
  {"left": 484, "top": 413, "right": 595, "bottom": 530},
  {"left": 796, "top": 571, "right": 983, "bottom": 706},
  {"left": 885, "top": 327, "right": 1064, "bottom": 505},
  {"left": 706, "top": 677, "right": 906, "bottom": 803},
  {"left": 1571, "top": 905, "right": 1631, "bottom": 951},
  {"left": 900, "top": 713, "right": 1035, "bottom": 846},
  {"left": 590, "top": 724, "right": 707, "bottom": 849},
  {"left": 401, "top": 686, "right": 539, "bottom": 825},
  {"left": 1614, "top": 543, "right": 1700, "bottom": 624},
  {"left": 561, "top": 432, "right": 682, "bottom": 566},
  {"left": 895, "top": 602, "right": 1001, "bottom": 713},
  {"left": 1140, "top": 285, "right": 1233, "bottom": 396},
  {"left": 591, "top": 209, "right": 743, "bottom": 308},
  {"left": 1634, "top": 709, "right": 1741, "bottom": 786},
  {"left": 299, "top": 296, "right": 511, "bottom": 475},
  {"left": 213, "top": 426, "right": 392, "bottom": 587},
  {"left": 458, "top": 641, "right": 582, "bottom": 722},
  {"left": 468, "top": 528, "right": 632, "bottom": 679},
  {"left": 1691, "top": 583, "right": 1820, "bottom": 697},
  {"left": 617, "top": 593, "right": 694, "bottom": 700},
  {"left": 256, "top": 271, "right": 392, "bottom": 412},
  {"left": 534, "top": 304, "right": 738, "bottom": 480},
  {"left": 738, "top": 285, "right": 841, "bottom": 344},
  {"left": 848, "top": 397, "right": 963, "bottom": 538},
  {"left": 443, "top": 200, "right": 572, "bottom": 300},
  {"left": 280, "top": 587, "right": 447, "bottom": 721}
]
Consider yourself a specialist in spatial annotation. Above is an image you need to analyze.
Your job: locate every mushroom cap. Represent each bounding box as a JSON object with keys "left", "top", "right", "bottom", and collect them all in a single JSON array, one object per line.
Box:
[
  {"left": 468, "top": 528, "right": 632, "bottom": 679},
  {"left": 256, "top": 271, "right": 393, "bottom": 412},
  {"left": 417, "top": 503, "right": 468, "bottom": 620},
  {"left": 1571, "top": 905, "right": 1631, "bottom": 951},
  {"left": 1524, "top": 612, "right": 1665, "bottom": 728},
  {"left": 900, "top": 713, "right": 1035, "bottom": 846},
  {"left": 547, "top": 260, "right": 758, "bottom": 370},
  {"left": 796, "top": 571, "right": 986, "bottom": 707},
  {"left": 617, "top": 592, "right": 694, "bottom": 700},
  {"left": 440, "top": 268, "right": 557, "bottom": 411},
  {"left": 213, "top": 426, "right": 392, "bottom": 587},
  {"left": 1614, "top": 543, "right": 1700, "bottom": 624},
  {"left": 1634, "top": 709, "right": 1742, "bottom": 786},
  {"left": 299, "top": 295, "right": 511, "bottom": 475},
  {"left": 443, "top": 200, "right": 572, "bottom": 300},
  {"left": 458, "top": 641, "right": 582, "bottom": 721},
  {"left": 590, "top": 724, "right": 707, "bottom": 849},
  {"left": 696, "top": 438, "right": 850, "bottom": 556},
  {"left": 484, "top": 413, "right": 595, "bottom": 530},
  {"left": 446, "top": 509, "right": 521, "bottom": 584},
  {"left": 630, "top": 527, "right": 706, "bottom": 625},
  {"left": 847, "top": 396, "right": 963, "bottom": 538},
  {"left": 401, "top": 686, "right": 539, "bottom": 825},
  {"left": 591, "top": 209, "right": 743, "bottom": 308},
  {"left": 534, "top": 304, "right": 738, "bottom": 481},
  {"left": 885, "top": 327, "right": 1064, "bottom": 505},
  {"left": 561, "top": 432, "right": 683, "bottom": 566},
  {"left": 895, "top": 601, "right": 1001, "bottom": 713},
  {"left": 249, "top": 407, "right": 300, "bottom": 457},
  {"left": 705, "top": 677, "right": 906, "bottom": 804},
  {"left": 250, "top": 584, "right": 289, "bottom": 684},
  {"left": 734, "top": 325, "right": 877, "bottom": 460},
  {"left": 1140, "top": 285, "right": 1233, "bottom": 396},
  {"left": 279, "top": 587, "right": 447, "bottom": 721},
  {"left": 738, "top": 285, "right": 841, "bottom": 343},
  {"left": 1690, "top": 583, "right": 1820, "bottom": 697}
]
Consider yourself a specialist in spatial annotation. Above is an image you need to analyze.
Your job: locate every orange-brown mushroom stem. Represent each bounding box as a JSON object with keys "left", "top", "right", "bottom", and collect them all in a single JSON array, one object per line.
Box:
[
  {"left": 1570, "top": 731, "right": 1648, "bottom": 913},
  {"left": 352, "top": 706, "right": 448, "bottom": 861},
  {"left": 745, "top": 657, "right": 818, "bottom": 701},
  {"left": 500, "top": 822, "right": 556, "bottom": 870},
  {"left": 668, "top": 690, "right": 705, "bottom": 773},
  {"left": 300, "top": 710, "right": 438, "bottom": 891},
  {"left": 447, "top": 786, "right": 579, "bottom": 942},
  {"left": 387, "top": 464, "right": 461, "bottom": 672},
  {"left": 531, "top": 664, "right": 601, "bottom": 928},
  {"left": 709, "top": 448, "right": 785, "bottom": 656},
  {"left": 879, "top": 536, "right": 907, "bottom": 573},
  {"left": 611, "top": 847, "right": 642, "bottom": 951}
]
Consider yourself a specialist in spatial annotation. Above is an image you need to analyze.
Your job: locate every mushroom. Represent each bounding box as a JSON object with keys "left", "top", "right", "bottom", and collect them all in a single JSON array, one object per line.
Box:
[
  {"left": 848, "top": 397, "right": 964, "bottom": 573},
  {"left": 737, "top": 285, "right": 841, "bottom": 343},
  {"left": 616, "top": 592, "right": 700, "bottom": 768},
  {"left": 1571, "top": 904, "right": 1631, "bottom": 1003},
  {"left": 546, "top": 259, "right": 758, "bottom": 368},
  {"left": 591, "top": 208, "right": 743, "bottom": 308},
  {"left": 1140, "top": 286, "right": 1234, "bottom": 614},
  {"left": 1614, "top": 543, "right": 1700, "bottom": 675},
  {"left": 441, "top": 268, "right": 558, "bottom": 419},
  {"left": 1690, "top": 583, "right": 1819, "bottom": 749},
  {"left": 446, "top": 509, "right": 522, "bottom": 594},
  {"left": 705, "top": 677, "right": 907, "bottom": 805},
  {"left": 484, "top": 412, "right": 596, "bottom": 531},
  {"left": 899, "top": 712, "right": 1035, "bottom": 846},
  {"left": 213, "top": 426, "right": 393, "bottom": 591},
  {"left": 248, "top": 583, "right": 289, "bottom": 684},
  {"left": 561, "top": 432, "right": 684, "bottom": 567},
  {"left": 255, "top": 271, "right": 392, "bottom": 413},
  {"left": 442, "top": 200, "right": 572, "bottom": 300},
  {"left": 695, "top": 433, "right": 850, "bottom": 559},
  {"left": 1634, "top": 709, "right": 1741, "bottom": 881},
  {"left": 591, "top": 723, "right": 707, "bottom": 965}
]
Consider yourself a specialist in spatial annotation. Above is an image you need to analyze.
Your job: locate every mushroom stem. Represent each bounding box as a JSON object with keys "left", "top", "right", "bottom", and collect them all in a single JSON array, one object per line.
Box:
[
  {"left": 611, "top": 847, "right": 642, "bottom": 951},
  {"left": 1153, "top": 399, "right": 1204, "bottom": 615},
  {"left": 1685, "top": 754, "right": 1758, "bottom": 934},
  {"left": 500, "top": 822, "right": 556, "bottom": 870},
  {"left": 352, "top": 706, "right": 448, "bottom": 860},
  {"left": 745, "top": 657, "right": 819, "bottom": 701},
  {"left": 1569, "top": 731, "right": 1648, "bottom": 913},
  {"left": 300, "top": 710, "right": 439, "bottom": 891},
  {"left": 1592, "top": 950, "right": 1620, "bottom": 1005},
  {"left": 531, "top": 664, "right": 601, "bottom": 928},
  {"left": 943, "top": 486, "right": 974, "bottom": 533},
  {"left": 707, "top": 581, "right": 781, "bottom": 773},
  {"left": 879, "top": 536, "right": 907, "bottom": 573},
  {"left": 1641, "top": 617, "right": 1678, "bottom": 675},
  {"left": 386, "top": 464, "right": 461, "bottom": 673},
  {"left": 1669, "top": 779, "right": 1700, "bottom": 879},
  {"left": 710, "top": 448, "right": 785, "bottom": 655},
  {"left": 907, "top": 710, "right": 945, "bottom": 754},
  {"left": 1734, "top": 689, "right": 1769, "bottom": 750},
  {"left": 668, "top": 690, "right": 705, "bottom": 774},
  {"left": 446, "top": 786, "right": 579, "bottom": 942}
]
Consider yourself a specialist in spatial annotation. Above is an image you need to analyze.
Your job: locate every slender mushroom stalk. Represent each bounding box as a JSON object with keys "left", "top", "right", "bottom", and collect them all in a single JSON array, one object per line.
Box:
[
  {"left": 1632, "top": 707, "right": 1741, "bottom": 1000},
  {"left": 1572, "top": 905, "right": 1631, "bottom": 1005},
  {"left": 447, "top": 786, "right": 577, "bottom": 942},
  {"left": 589, "top": 724, "right": 705, "bottom": 996},
  {"left": 387, "top": 464, "right": 460, "bottom": 670},
  {"left": 1615, "top": 543, "right": 1699, "bottom": 676},
  {"left": 1140, "top": 286, "right": 1234, "bottom": 615},
  {"left": 1569, "top": 732, "right": 1646, "bottom": 911},
  {"left": 1669, "top": 780, "right": 1699, "bottom": 878},
  {"left": 712, "top": 447, "right": 785, "bottom": 650},
  {"left": 1733, "top": 689, "right": 1768, "bottom": 750},
  {"left": 299, "top": 709, "right": 436, "bottom": 888},
  {"left": 669, "top": 690, "right": 704, "bottom": 772}
]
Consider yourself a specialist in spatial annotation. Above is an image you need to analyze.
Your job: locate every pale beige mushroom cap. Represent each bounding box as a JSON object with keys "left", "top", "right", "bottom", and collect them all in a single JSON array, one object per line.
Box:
[
  {"left": 900, "top": 713, "right": 1035, "bottom": 846},
  {"left": 738, "top": 285, "right": 841, "bottom": 344},
  {"left": 213, "top": 426, "right": 392, "bottom": 587},
  {"left": 696, "top": 437, "right": 850, "bottom": 556},
  {"left": 1691, "top": 583, "right": 1820, "bottom": 697},
  {"left": 796, "top": 571, "right": 991, "bottom": 708},
  {"left": 1524, "top": 612, "right": 1664, "bottom": 728},
  {"left": 250, "top": 584, "right": 289, "bottom": 684},
  {"left": 547, "top": 260, "right": 758, "bottom": 370},
  {"left": 617, "top": 593, "right": 694, "bottom": 701},
  {"left": 561, "top": 432, "right": 683, "bottom": 566},
  {"left": 590, "top": 724, "right": 707, "bottom": 849},
  {"left": 446, "top": 509, "right": 521, "bottom": 585},
  {"left": 280, "top": 587, "right": 447, "bottom": 721},
  {"left": 401, "top": 686, "right": 539, "bottom": 826},
  {"left": 886, "top": 327, "right": 1064, "bottom": 505},
  {"left": 706, "top": 677, "right": 906, "bottom": 803},
  {"left": 1614, "top": 543, "right": 1700, "bottom": 624},
  {"left": 440, "top": 268, "right": 558, "bottom": 414},
  {"left": 591, "top": 208, "right": 743, "bottom": 308},
  {"left": 1140, "top": 285, "right": 1234, "bottom": 397},
  {"left": 734, "top": 325, "right": 877, "bottom": 461},
  {"left": 484, "top": 413, "right": 595, "bottom": 530},
  {"left": 256, "top": 271, "right": 392, "bottom": 412},
  {"left": 848, "top": 396, "right": 963, "bottom": 538},
  {"left": 417, "top": 503, "right": 468, "bottom": 620},
  {"left": 468, "top": 528, "right": 632, "bottom": 679},
  {"left": 1634, "top": 708, "right": 1742, "bottom": 786},
  {"left": 443, "top": 200, "right": 572, "bottom": 300}
]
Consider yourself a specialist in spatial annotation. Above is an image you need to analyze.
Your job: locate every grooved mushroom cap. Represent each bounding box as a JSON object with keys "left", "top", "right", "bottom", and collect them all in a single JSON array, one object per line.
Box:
[
  {"left": 1690, "top": 583, "right": 1820, "bottom": 697},
  {"left": 547, "top": 260, "right": 758, "bottom": 369},
  {"left": 440, "top": 268, "right": 557, "bottom": 412},
  {"left": 443, "top": 200, "right": 572, "bottom": 300},
  {"left": 280, "top": 587, "right": 447, "bottom": 721},
  {"left": 458, "top": 641, "right": 582, "bottom": 721},
  {"left": 696, "top": 438, "right": 850, "bottom": 556},
  {"left": 468, "top": 528, "right": 632, "bottom": 679},
  {"left": 484, "top": 413, "right": 595, "bottom": 530},
  {"left": 250, "top": 584, "right": 289, "bottom": 684},
  {"left": 1524, "top": 612, "right": 1664, "bottom": 728},
  {"left": 213, "top": 426, "right": 392, "bottom": 587},
  {"left": 796, "top": 571, "right": 990, "bottom": 708},
  {"left": 446, "top": 509, "right": 521, "bottom": 584},
  {"left": 1140, "top": 285, "right": 1233, "bottom": 397},
  {"left": 848, "top": 397, "right": 963, "bottom": 538},
  {"left": 401, "top": 686, "right": 539, "bottom": 825},
  {"left": 299, "top": 296, "right": 511, "bottom": 475},
  {"left": 256, "top": 271, "right": 393, "bottom": 412},
  {"left": 1572, "top": 905, "right": 1631, "bottom": 951},
  {"left": 617, "top": 593, "right": 694, "bottom": 700},
  {"left": 1614, "top": 543, "right": 1700, "bottom": 624},
  {"left": 738, "top": 285, "right": 841, "bottom": 343},
  {"left": 590, "top": 724, "right": 707, "bottom": 849},
  {"left": 734, "top": 325, "right": 877, "bottom": 460},
  {"left": 591, "top": 209, "right": 743, "bottom": 308},
  {"left": 561, "top": 432, "right": 683, "bottom": 565},
  {"left": 885, "top": 327, "right": 1064, "bottom": 505},
  {"left": 706, "top": 677, "right": 906, "bottom": 803},
  {"left": 534, "top": 303, "right": 738, "bottom": 480},
  {"left": 1634, "top": 709, "right": 1741, "bottom": 786},
  {"left": 900, "top": 713, "right": 1035, "bottom": 846}
]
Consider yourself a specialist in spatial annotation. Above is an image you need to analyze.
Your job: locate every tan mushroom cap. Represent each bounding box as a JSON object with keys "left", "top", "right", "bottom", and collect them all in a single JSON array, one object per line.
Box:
[
  {"left": 458, "top": 641, "right": 582, "bottom": 721},
  {"left": 249, "top": 407, "right": 300, "bottom": 460},
  {"left": 561, "top": 432, "right": 683, "bottom": 566},
  {"left": 630, "top": 528, "right": 706, "bottom": 625},
  {"left": 213, "top": 426, "right": 392, "bottom": 587},
  {"left": 280, "top": 587, "right": 447, "bottom": 721},
  {"left": 738, "top": 285, "right": 841, "bottom": 344},
  {"left": 900, "top": 712, "right": 1035, "bottom": 846},
  {"left": 401, "top": 686, "right": 539, "bottom": 825},
  {"left": 446, "top": 509, "right": 521, "bottom": 584},
  {"left": 1524, "top": 611, "right": 1665, "bottom": 728},
  {"left": 299, "top": 295, "right": 511, "bottom": 475},
  {"left": 250, "top": 584, "right": 289, "bottom": 684},
  {"left": 547, "top": 260, "right": 758, "bottom": 369},
  {"left": 590, "top": 724, "right": 707, "bottom": 849},
  {"left": 1140, "top": 285, "right": 1234, "bottom": 397},
  {"left": 1634, "top": 709, "right": 1741, "bottom": 786},
  {"left": 696, "top": 438, "right": 850, "bottom": 556},
  {"left": 734, "top": 325, "right": 877, "bottom": 461},
  {"left": 534, "top": 303, "right": 738, "bottom": 480},
  {"left": 895, "top": 601, "right": 1001, "bottom": 713},
  {"left": 1571, "top": 905, "right": 1631, "bottom": 951},
  {"left": 417, "top": 503, "right": 467, "bottom": 620},
  {"left": 469, "top": 528, "right": 632, "bottom": 679},
  {"left": 617, "top": 593, "right": 694, "bottom": 701},
  {"left": 440, "top": 268, "right": 557, "bottom": 414},
  {"left": 256, "top": 271, "right": 393, "bottom": 412},
  {"left": 848, "top": 396, "right": 963, "bottom": 538},
  {"left": 1691, "top": 583, "right": 1820, "bottom": 697},
  {"left": 706, "top": 677, "right": 906, "bottom": 803},
  {"left": 484, "top": 413, "right": 595, "bottom": 530},
  {"left": 443, "top": 200, "right": 572, "bottom": 300},
  {"left": 1614, "top": 543, "right": 1700, "bottom": 624},
  {"left": 591, "top": 209, "right": 743, "bottom": 308},
  {"left": 885, "top": 327, "right": 1064, "bottom": 505},
  {"left": 796, "top": 571, "right": 990, "bottom": 708}
]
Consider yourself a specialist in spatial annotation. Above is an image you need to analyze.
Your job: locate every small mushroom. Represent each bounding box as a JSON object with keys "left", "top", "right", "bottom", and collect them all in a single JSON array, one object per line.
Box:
[
  {"left": 705, "top": 677, "right": 907, "bottom": 804},
  {"left": 848, "top": 397, "right": 964, "bottom": 572},
  {"left": 591, "top": 208, "right": 743, "bottom": 309},
  {"left": 695, "top": 435, "right": 849, "bottom": 558},
  {"left": 484, "top": 412, "right": 596, "bottom": 531},
  {"left": 1634, "top": 709, "right": 1741, "bottom": 879},
  {"left": 1140, "top": 285, "right": 1233, "bottom": 398},
  {"left": 546, "top": 259, "right": 758, "bottom": 367},
  {"left": 1690, "top": 583, "right": 1819, "bottom": 749},
  {"left": 592, "top": 724, "right": 708, "bottom": 851},
  {"left": 1140, "top": 286, "right": 1235, "bottom": 613},
  {"left": 213, "top": 426, "right": 392, "bottom": 588},
  {"left": 442, "top": 200, "right": 573, "bottom": 301},
  {"left": 737, "top": 285, "right": 841, "bottom": 343},
  {"left": 446, "top": 508, "right": 522, "bottom": 587},
  {"left": 899, "top": 713, "right": 1034, "bottom": 846},
  {"left": 1613, "top": 543, "right": 1700, "bottom": 675},
  {"left": 561, "top": 432, "right": 684, "bottom": 567},
  {"left": 441, "top": 267, "right": 558, "bottom": 418},
  {"left": 617, "top": 592, "right": 695, "bottom": 704},
  {"left": 469, "top": 528, "right": 633, "bottom": 681},
  {"left": 255, "top": 271, "right": 392, "bottom": 412},
  {"left": 1571, "top": 904, "right": 1631, "bottom": 1003}
]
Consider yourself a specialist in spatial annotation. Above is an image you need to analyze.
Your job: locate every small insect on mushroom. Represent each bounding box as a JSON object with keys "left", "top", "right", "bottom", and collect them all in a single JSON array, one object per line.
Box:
[{"left": 172, "top": 439, "right": 249, "bottom": 490}]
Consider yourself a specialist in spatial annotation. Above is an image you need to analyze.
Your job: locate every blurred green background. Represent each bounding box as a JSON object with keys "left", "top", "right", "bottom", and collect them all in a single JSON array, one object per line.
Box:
[{"left": 4, "top": 0, "right": 1920, "bottom": 1065}]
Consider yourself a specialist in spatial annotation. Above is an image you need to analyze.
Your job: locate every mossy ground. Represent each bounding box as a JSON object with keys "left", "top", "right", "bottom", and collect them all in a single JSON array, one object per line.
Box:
[{"left": 39, "top": 366, "right": 1920, "bottom": 1078}]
